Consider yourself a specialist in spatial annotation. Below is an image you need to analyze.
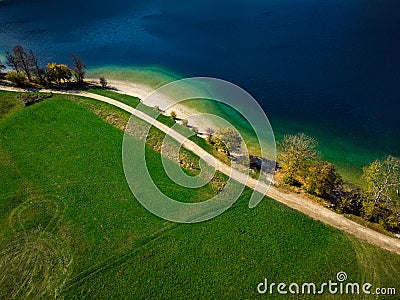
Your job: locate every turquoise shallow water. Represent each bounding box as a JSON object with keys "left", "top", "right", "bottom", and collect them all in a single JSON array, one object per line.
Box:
[{"left": 1, "top": 0, "right": 399, "bottom": 184}]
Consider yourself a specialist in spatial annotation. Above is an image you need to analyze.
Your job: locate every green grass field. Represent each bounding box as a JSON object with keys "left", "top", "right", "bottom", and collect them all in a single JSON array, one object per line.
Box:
[{"left": 0, "top": 91, "right": 399, "bottom": 299}]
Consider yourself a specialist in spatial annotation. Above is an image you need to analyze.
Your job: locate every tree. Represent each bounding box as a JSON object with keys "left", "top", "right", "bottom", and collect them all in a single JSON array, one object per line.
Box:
[
  {"left": 363, "top": 155, "right": 400, "bottom": 208},
  {"left": 6, "top": 51, "right": 20, "bottom": 72},
  {"left": 170, "top": 111, "right": 177, "bottom": 119},
  {"left": 29, "top": 49, "right": 44, "bottom": 84},
  {"left": 191, "top": 127, "right": 199, "bottom": 135},
  {"left": 205, "top": 127, "right": 215, "bottom": 139},
  {"left": 99, "top": 76, "right": 108, "bottom": 88},
  {"left": 7, "top": 45, "right": 35, "bottom": 82},
  {"left": 215, "top": 127, "right": 243, "bottom": 154},
  {"left": 181, "top": 119, "right": 188, "bottom": 127},
  {"left": 5, "top": 72, "right": 27, "bottom": 86},
  {"left": 46, "top": 63, "right": 72, "bottom": 85},
  {"left": 278, "top": 133, "right": 319, "bottom": 184},
  {"left": 335, "top": 187, "right": 363, "bottom": 215},
  {"left": 71, "top": 54, "right": 86, "bottom": 83},
  {"left": 362, "top": 155, "right": 400, "bottom": 229},
  {"left": 0, "top": 61, "right": 6, "bottom": 71},
  {"left": 303, "top": 161, "right": 342, "bottom": 197}
]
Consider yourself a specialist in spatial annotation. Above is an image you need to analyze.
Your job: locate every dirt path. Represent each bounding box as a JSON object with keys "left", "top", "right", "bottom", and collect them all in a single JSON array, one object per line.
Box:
[{"left": 2, "top": 85, "right": 400, "bottom": 255}]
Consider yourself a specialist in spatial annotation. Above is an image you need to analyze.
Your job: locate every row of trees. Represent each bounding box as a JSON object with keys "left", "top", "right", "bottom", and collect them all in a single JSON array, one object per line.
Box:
[
  {"left": 278, "top": 133, "right": 400, "bottom": 232},
  {"left": 2, "top": 45, "right": 86, "bottom": 87}
]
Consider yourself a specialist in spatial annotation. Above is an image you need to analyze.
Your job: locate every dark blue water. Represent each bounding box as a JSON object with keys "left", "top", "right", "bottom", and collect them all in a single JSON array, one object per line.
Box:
[{"left": 1, "top": 0, "right": 399, "bottom": 176}]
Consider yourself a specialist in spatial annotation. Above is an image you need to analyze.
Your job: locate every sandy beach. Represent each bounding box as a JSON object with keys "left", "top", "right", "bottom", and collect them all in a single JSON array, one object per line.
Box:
[{"left": 86, "top": 78, "right": 220, "bottom": 134}]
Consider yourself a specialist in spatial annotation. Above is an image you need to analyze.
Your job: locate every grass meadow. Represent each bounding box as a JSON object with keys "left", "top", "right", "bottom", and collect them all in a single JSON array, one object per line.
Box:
[{"left": 0, "top": 90, "right": 399, "bottom": 299}]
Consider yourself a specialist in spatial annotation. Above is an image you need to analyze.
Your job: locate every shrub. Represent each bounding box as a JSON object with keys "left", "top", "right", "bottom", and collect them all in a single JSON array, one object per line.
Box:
[
  {"left": 181, "top": 119, "right": 188, "bottom": 127},
  {"left": 5, "top": 72, "right": 27, "bottom": 86},
  {"left": 206, "top": 135, "right": 229, "bottom": 155},
  {"left": 99, "top": 77, "right": 108, "bottom": 88},
  {"left": 17, "top": 92, "right": 53, "bottom": 106},
  {"left": 170, "top": 111, "right": 177, "bottom": 119},
  {"left": 191, "top": 127, "right": 199, "bottom": 135},
  {"left": 335, "top": 190, "right": 363, "bottom": 215},
  {"left": 362, "top": 201, "right": 381, "bottom": 223},
  {"left": 380, "top": 214, "right": 400, "bottom": 232},
  {"left": 303, "top": 161, "right": 342, "bottom": 198}
]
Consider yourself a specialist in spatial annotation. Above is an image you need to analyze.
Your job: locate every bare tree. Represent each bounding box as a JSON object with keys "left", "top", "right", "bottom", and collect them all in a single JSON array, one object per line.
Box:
[
  {"left": 29, "top": 49, "right": 44, "bottom": 83},
  {"left": 71, "top": 54, "right": 86, "bottom": 83},
  {"left": 11, "top": 45, "right": 34, "bottom": 82},
  {"left": 6, "top": 51, "right": 19, "bottom": 72},
  {"left": 205, "top": 127, "right": 215, "bottom": 138},
  {"left": 216, "top": 127, "right": 243, "bottom": 154}
]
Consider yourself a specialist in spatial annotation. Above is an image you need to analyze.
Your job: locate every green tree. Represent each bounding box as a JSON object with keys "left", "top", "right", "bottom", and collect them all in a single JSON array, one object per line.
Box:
[
  {"left": 278, "top": 133, "right": 319, "bottom": 184},
  {"left": 46, "top": 63, "right": 72, "bottom": 85},
  {"left": 216, "top": 127, "right": 243, "bottom": 154},
  {"left": 303, "top": 161, "right": 342, "bottom": 197},
  {"left": 71, "top": 54, "right": 86, "bottom": 83}
]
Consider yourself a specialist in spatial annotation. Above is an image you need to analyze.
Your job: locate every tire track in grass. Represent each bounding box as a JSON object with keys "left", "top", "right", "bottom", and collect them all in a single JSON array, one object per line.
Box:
[{"left": 62, "top": 222, "right": 180, "bottom": 291}]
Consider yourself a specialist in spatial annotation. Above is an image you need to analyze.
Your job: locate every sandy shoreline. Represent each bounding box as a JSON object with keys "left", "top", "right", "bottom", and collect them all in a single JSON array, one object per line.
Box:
[{"left": 86, "top": 78, "right": 219, "bottom": 134}]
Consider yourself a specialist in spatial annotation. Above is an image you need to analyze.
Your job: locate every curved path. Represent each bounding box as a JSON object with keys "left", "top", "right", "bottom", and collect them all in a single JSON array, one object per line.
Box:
[{"left": 1, "top": 85, "right": 400, "bottom": 255}]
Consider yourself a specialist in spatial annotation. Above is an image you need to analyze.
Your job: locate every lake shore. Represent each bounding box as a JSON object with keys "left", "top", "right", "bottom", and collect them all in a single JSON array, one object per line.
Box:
[{"left": 86, "top": 77, "right": 220, "bottom": 135}]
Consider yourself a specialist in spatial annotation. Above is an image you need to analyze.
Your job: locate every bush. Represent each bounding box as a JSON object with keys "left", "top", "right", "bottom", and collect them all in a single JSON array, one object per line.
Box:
[
  {"left": 170, "top": 111, "right": 177, "bottom": 119},
  {"left": 380, "top": 214, "right": 400, "bottom": 232},
  {"left": 17, "top": 92, "right": 53, "bottom": 106},
  {"left": 303, "top": 161, "right": 342, "bottom": 198},
  {"left": 206, "top": 135, "right": 229, "bottom": 155},
  {"left": 99, "top": 77, "right": 108, "bottom": 88},
  {"left": 335, "top": 190, "right": 363, "bottom": 215},
  {"left": 191, "top": 127, "right": 199, "bottom": 135},
  {"left": 362, "top": 201, "right": 381, "bottom": 223},
  {"left": 5, "top": 72, "right": 27, "bottom": 86},
  {"left": 181, "top": 119, "right": 188, "bottom": 127},
  {"left": 282, "top": 173, "right": 298, "bottom": 186}
]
